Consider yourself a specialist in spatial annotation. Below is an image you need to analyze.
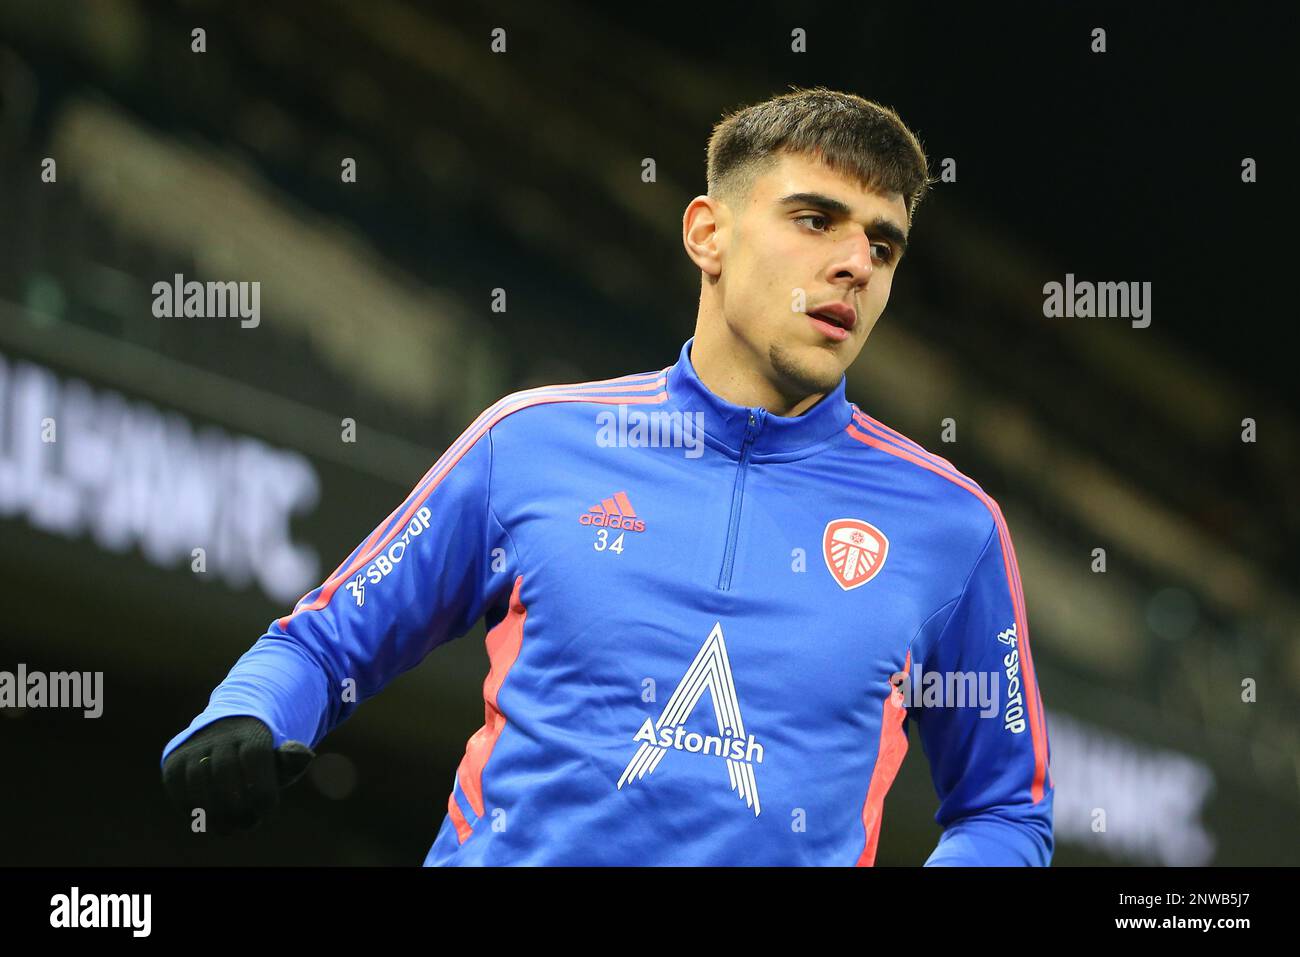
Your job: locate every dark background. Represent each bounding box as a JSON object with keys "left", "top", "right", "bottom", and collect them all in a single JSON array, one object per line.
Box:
[{"left": 1, "top": 0, "right": 1296, "bottom": 865}]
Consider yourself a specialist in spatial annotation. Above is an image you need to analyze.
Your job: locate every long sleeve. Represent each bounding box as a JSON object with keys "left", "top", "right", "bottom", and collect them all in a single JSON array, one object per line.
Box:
[
  {"left": 160, "top": 421, "right": 511, "bottom": 766},
  {"left": 912, "top": 518, "right": 1054, "bottom": 866}
]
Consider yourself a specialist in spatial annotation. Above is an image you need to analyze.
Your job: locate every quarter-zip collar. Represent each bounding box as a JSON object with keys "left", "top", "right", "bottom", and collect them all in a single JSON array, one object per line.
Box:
[{"left": 664, "top": 336, "right": 853, "bottom": 459}]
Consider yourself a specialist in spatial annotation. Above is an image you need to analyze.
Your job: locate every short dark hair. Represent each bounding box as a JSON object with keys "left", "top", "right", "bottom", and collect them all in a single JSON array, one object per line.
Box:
[{"left": 706, "top": 86, "right": 932, "bottom": 224}]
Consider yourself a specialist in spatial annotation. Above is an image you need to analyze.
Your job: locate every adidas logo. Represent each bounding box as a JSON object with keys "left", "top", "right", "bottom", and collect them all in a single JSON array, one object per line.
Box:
[{"left": 579, "top": 491, "right": 646, "bottom": 532}]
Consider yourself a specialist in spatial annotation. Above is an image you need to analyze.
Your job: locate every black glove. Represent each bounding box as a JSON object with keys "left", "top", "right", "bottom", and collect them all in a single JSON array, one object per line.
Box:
[{"left": 162, "top": 716, "right": 315, "bottom": 835}]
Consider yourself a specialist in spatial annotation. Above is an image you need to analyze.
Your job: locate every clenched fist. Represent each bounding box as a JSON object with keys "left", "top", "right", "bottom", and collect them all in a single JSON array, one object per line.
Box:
[{"left": 162, "top": 716, "right": 314, "bottom": 834}]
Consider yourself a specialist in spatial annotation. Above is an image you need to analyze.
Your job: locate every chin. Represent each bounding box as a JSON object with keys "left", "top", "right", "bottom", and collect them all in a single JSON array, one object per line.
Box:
[{"left": 768, "top": 341, "right": 848, "bottom": 397}]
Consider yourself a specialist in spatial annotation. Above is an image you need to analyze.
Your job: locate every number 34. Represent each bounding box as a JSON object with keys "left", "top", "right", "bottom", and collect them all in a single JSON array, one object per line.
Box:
[{"left": 593, "top": 530, "right": 625, "bottom": 554}]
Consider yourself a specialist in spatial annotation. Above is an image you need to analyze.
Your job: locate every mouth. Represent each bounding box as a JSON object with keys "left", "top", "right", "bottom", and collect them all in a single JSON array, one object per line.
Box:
[{"left": 805, "top": 303, "right": 857, "bottom": 341}]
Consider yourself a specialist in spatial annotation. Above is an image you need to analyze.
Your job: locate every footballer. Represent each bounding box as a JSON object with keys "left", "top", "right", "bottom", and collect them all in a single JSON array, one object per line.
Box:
[{"left": 163, "top": 86, "right": 1053, "bottom": 866}]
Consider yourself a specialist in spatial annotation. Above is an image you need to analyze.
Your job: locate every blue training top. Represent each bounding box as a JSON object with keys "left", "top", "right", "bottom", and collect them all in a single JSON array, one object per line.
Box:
[{"left": 162, "top": 337, "right": 1054, "bottom": 866}]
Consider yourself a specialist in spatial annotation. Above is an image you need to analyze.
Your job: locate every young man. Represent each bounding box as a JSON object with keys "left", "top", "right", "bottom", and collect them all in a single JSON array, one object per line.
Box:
[{"left": 162, "top": 87, "right": 1053, "bottom": 866}]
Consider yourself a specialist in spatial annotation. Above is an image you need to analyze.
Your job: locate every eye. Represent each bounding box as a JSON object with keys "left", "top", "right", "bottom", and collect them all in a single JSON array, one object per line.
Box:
[
  {"left": 794, "top": 214, "right": 831, "bottom": 232},
  {"left": 871, "top": 242, "right": 895, "bottom": 264}
]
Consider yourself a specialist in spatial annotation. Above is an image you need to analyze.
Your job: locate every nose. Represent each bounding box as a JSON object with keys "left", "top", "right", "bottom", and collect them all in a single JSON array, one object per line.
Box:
[{"left": 832, "top": 229, "right": 874, "bottom": 291}]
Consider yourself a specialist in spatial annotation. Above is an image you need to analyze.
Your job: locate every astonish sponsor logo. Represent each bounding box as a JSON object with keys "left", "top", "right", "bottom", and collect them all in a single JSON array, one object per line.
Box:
[
  {"left": 629, "top": 721, "right": 763, "bottom": 762},
  {"left": 618, "top": 621, "right": 763, "bottom": 816},
  {"left": 578, "top": 491, "right": 646, "bottom": 532}
]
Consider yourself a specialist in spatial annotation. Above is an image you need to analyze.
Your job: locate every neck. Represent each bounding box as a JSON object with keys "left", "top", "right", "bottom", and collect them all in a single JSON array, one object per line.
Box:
[{"left": 690, "top": 320, "right": 826, "bottom": 418}]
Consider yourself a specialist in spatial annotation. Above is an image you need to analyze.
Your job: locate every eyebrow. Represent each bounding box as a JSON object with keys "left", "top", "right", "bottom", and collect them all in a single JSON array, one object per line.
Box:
[{"left": 775, "top": 191, "right": 910, "bottom": 258}]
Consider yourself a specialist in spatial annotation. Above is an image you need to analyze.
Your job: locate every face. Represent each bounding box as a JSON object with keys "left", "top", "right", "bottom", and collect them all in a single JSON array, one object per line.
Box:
[{"left": 686, "top": 150, "right": 910, "bottom": 402}]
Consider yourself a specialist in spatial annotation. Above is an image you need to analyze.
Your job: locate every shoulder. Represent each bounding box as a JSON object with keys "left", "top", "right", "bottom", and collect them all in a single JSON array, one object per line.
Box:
[
  {"left": 843, "top": 402, "right": 1001, "bottom": 544},
  {"left": 465, "top": 367, "right": 671, "bottom": 445}
]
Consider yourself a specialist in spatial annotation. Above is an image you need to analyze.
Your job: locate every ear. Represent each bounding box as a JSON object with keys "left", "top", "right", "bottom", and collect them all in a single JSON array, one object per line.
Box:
[{"left": 682, "top": 195, "right": 726, "bottom": 280}]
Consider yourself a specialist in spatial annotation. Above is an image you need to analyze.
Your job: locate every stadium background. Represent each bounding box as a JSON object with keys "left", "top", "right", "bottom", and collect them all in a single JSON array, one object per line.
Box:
[{"left": 0, "top": 1, "right": 1295, "bottom": 865}]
